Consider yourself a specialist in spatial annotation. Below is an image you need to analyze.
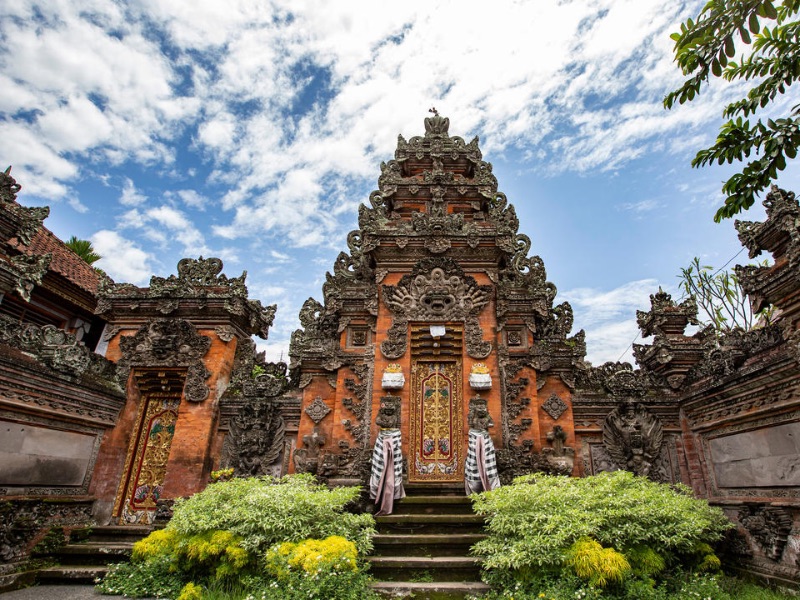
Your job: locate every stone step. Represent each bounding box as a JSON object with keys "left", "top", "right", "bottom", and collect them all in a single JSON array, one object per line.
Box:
[
  {"left": 393, "top": 495, "right": 475, "bottom": 515},
  {"left": 367, "top": 556, "right": 482, "bottom": 582},
  {"left": 375, "top": 513, "right": 485, "bottom": 535},
  {"left": 44, "top": 542, "right": 132, "bottom": 565},
  {"left": 371, "top": 533, "right": 486, "bottom": 556},
  {"left": 36, "top": 565, "right": 109, "bottom": 584},
  {"left": 371, "top": 580, "right": 491, "bottom": 599},
  {"left": 70, "top": 525, "right": 152, "bottom": 543}
]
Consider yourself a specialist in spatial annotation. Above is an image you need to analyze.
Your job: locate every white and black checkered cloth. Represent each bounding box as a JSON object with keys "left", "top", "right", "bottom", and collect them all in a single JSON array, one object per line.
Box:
[
  {"left": 465, "top": 428, "right": 500, "bottom": 493},
  {"left": 370, "top": 428, "right": 404, "bottom": 500}
]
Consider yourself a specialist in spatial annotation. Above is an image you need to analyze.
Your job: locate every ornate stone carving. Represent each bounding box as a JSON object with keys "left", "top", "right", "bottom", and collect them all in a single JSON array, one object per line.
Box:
[
  {"left": 14, "top": 206, "right": 50, "bottom": 247},
  {"left": 292, "top": 427, "right": 326, "bottom": 475},
  {"left": 0, "top": 314, "right": 119, "bottom": 385},
  {"left": 118, "top": 319, "right": 211, "bottom": 402},
  {"left": 468, "top": 397, "right": 493, "bottom": 431},
  {"left": 0, "top": 498, "right": 93, "bottom": 566},
  {"left": 220, "top": 399, "right": 285, "bottom": 477},
  {"left": 381, "top": 318, "right": 408, "bottom": 359},
  {"left": 738, "top": 505, "right": 794, "bottom": 561},
  {"left": 305, "top": 396, "right": 331, "bottom": 424},
  {"left": 375, "top": 395, "right": 401, "bottom": 429},
  {"left": 0, "top": 166, "right": 22, "bottom": 204},
  {"left": 542, "top": 394, "right": 568, "bottom": 421},
  {"left": 8, "top": 253, "right": 51, "bottom": 302},
  {"left": 99, "top": 258, "right": 276, "bottom": 339},
  {"left": 543, "top": 425, "right": 575, "bottom": 475},
  {"left": 603, "top": 401, "right": 664, "bottom": 477},
  {"left": 383, "top": 259, "right": 491, "bottom": 321}
]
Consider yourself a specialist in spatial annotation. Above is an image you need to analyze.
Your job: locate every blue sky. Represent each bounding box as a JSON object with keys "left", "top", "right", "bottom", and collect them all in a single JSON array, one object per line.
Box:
[{"left": 2, "top": 0, "right": 797, "bottom": 365}]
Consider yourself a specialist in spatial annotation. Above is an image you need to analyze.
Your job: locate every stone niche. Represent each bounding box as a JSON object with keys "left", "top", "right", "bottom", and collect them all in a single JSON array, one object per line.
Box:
[
  {"left": 709, "top": 422, "right": 800, "bottom": 488},
  {"left": 0, "top": 419, "right": 97, "bottom": 486}
]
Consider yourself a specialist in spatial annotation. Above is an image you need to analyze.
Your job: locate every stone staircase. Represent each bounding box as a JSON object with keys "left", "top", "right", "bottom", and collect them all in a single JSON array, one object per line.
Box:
[
  {"left": 368, "top": 486, "right": 491, "bottom": 599},
  {"left": 33, "top": 525, "right": 150, "bottom": 584}
]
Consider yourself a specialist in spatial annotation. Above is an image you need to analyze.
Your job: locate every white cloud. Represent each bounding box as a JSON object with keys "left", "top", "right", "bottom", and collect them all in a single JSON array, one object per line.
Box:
[
  {"left": 175, "top": 189, "right": 207, "bottom": 209},
  {"left": 91, "top": 229, "right": 153, "bottom": 284},
  {"left": 119, "top": 178, "right": 147, "bottom": 206},
  {"left": 561, "top": 279, "right": 662, "bottom": 366}
]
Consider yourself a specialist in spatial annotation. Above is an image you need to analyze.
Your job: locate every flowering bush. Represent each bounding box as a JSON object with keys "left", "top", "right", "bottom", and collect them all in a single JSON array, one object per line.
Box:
[
  {"left": 97, "top": 474, "right": 376, "bottom": 599},
  {"left": 471, "top": 471, "right": 734, "bottom": 598}
]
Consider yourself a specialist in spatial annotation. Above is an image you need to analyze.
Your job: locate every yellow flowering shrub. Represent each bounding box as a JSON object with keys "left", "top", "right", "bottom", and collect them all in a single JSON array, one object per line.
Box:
[
  {"left": 132, "top": 528, "right": 179, "bottom": 562},
  {"left": 183, "top": 530, "right": 250, "bottom": 579},
  {"left": 265, "top": 535, "right": 358, "bottom": 580},
  {"left": 565, "top": 537, "right": 631, "bottom": 588},
  {"left": 176, "top": 582, "right": 203, "bottom": 600}
]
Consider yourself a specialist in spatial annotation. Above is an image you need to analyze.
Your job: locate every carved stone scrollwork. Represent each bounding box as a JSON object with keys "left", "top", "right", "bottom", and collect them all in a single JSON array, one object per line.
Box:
[
  {"left": 118, "top": 319, "right": 211, "bottom": 402},
  {"left": 738, "top": 505, "right": 794, "bottom": 561},
  {"left": 381, "top": 318, "right": 408, "bottom": 359},
  {"left": 602, "top": 401, "right": 664, "bottom": 477},
  {"left": 15, "top": 206, "right": 50, "bottom": 246},
  {"left": 465, "top": 316, "right": 492, "bottom": 359}
]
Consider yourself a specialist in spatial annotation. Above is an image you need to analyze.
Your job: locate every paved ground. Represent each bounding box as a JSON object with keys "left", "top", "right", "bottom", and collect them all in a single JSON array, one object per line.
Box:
[{"left": 0, "top": 585, "right": 143, "bottom": 599}]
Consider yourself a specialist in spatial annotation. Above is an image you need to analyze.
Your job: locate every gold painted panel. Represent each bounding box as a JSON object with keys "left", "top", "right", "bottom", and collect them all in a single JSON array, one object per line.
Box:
[{"left": 409, "top": 361, "right": 463, "bottom": 482}]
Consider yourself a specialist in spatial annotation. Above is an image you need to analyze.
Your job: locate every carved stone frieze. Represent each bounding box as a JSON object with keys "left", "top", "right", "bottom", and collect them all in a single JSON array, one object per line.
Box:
[
  {"left": 0, "top": 499, "right": 93, "bottom": 567},
  {"left": 118, "top": 319, "right": 211, "bottom": 402},
  {"left": 383, "top": 258, "right": 491, "bottom": 321},
  {"left": 292, "top": 427, "right": 326, "bottom": 475},
  {"left": 602, "top": 401, "right": 664, "bottom": 477},
  {"left": 738, "top": 505, "right": 794, "bottom": 561},
  {"left": 0, "top": 314, "right": 120, "bottom": 387},
  {"left": 98, "top": 258, "right": 276, "bottom": 338}
]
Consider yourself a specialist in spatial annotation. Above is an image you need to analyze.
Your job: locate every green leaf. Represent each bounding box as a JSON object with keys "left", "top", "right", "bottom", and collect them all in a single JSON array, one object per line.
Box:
[{"left": 749, "top": 12, "right": 760, "bottom": 33}]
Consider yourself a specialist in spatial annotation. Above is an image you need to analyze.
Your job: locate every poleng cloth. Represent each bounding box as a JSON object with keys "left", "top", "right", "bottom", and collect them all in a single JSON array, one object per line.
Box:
[
  {"left": 465, "top": 428, "right": 500, "bottom": 494},
  {"left": 370, "top": 428, "right": 405, "bottom": 515}
]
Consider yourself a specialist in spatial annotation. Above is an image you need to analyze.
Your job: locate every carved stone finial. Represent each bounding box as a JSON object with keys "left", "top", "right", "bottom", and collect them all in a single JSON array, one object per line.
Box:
[
  {"left": 0, "top": 166, "right": 21, "bottom": 203},
  {"left": 424, "top": 110, "right": 450, "bottom": 136},
  {"left": 636, "top": 287, "right": 699, "bottom": 338}
]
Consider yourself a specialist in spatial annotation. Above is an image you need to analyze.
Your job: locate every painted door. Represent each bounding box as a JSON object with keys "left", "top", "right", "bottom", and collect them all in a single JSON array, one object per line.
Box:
[
  {"left": 409, "top": 360, "right": 464, "bottom": 482},
  {"left": 113, "top": 370, "right": 185, "bottom": 525}
]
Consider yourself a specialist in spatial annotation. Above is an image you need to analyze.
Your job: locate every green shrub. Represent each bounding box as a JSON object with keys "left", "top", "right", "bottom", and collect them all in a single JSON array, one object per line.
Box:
[
  {"left": 97, "top": 474, "right": 376, "bottom": 598},
  {"left": 169, "top": 473, "right": 374, "bottom": 555},
  {"left": 471, "top": 471, "right": 733, "bottom": 597},
  {"left": 96, "top": 554, "right": 184, "bottom": 598}
]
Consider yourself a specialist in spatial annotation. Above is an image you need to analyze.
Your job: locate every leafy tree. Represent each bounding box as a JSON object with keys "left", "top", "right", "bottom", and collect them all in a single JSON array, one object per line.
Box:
[
  {"left": 664, "top": 0, "right": 800, "bottom": 222},
  {"left": 679, "top": 256, "right": 772, "bottom": 334},
  {"left": 65, "top": 236, "right": 102, "bottom": 265}
]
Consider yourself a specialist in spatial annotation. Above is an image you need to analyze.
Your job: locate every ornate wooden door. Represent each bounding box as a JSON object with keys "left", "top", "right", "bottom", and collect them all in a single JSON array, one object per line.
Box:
[
  {"left": 113, "top": 370, "right": 185, "bottom": 525},
  {"left": 409, "top": 325, "right": 464, "bottom": 482}
]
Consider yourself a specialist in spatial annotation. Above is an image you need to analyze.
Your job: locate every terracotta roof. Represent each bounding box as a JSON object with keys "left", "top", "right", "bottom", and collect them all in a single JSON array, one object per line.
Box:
[{"left": 10, "top": 226, "right": 101, "bottom": 295}]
